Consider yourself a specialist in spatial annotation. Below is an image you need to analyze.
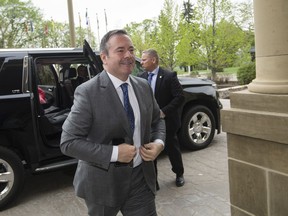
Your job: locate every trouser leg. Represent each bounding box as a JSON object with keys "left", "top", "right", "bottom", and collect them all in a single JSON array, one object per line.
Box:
[
  {"left": 165, "top": 133, "right": 184, "bottom": 176},
  {"left": 121, "top": 165, "right": 157, "bottom": 216},
  {"left": 84, "top": 199, "right": 120, "bottom": 216}
]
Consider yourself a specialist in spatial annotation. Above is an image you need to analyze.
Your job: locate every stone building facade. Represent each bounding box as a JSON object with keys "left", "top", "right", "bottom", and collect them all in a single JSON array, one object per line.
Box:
[{"left": 221, "top": 0, "right": 288, "bottom": 215}]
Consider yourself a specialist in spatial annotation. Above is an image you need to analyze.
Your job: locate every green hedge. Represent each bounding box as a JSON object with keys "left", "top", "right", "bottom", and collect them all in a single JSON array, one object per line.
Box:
[{"left": 237, "top": 62, "right": 256, "bottom": 85}]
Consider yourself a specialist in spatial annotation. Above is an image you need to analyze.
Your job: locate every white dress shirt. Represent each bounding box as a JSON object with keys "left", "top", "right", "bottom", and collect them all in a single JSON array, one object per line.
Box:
[
  {"left": 148, "top": 66, "right": 159, "bottom": 93},
  {"left": 107, "top": 72, "right": 142, "bottom": 167}
]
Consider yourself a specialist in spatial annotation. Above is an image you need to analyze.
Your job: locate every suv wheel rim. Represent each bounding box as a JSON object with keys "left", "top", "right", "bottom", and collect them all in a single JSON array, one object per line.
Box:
[
  {"left": 0, "top": 159, "right": 15, "bottom": 200},
  {"left": 189, "top": 111, "right": 212, "bottom": 144}
]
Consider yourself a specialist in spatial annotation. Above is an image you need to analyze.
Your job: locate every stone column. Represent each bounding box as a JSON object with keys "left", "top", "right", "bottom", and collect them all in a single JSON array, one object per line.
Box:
[
  {"left": 248, "top": 0, "right": 288, "bottom": 93},
  {"left": 222, "top": 0, "right": 288, "bottom": 215}
]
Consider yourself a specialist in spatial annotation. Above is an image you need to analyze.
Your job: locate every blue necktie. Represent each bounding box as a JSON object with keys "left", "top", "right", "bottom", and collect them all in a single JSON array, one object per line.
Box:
[
  {"left": 148, "top": 73, "right": 154, "bottom": 85},
  {"left": 120, "top": 83, "right": 135, "bottom": 133}
]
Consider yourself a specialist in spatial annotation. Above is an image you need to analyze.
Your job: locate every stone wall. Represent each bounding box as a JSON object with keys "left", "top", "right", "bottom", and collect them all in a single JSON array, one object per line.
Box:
[{"left": 222, "top": 89, "right": 288, "bottom": 216}]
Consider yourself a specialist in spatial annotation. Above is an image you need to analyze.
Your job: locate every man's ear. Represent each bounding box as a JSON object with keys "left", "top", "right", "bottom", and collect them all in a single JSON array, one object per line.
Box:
[{"left": 100, "top": 53, "right": 107, "bottom": 65}]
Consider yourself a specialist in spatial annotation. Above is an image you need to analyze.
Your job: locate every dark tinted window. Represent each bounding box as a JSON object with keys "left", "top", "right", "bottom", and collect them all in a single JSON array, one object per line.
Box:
[
  {"left": 0, "top": 58, "right": 4, "bottom": 69},
  {"left": 132, "top": 60, "right": 143, "bottom": 75},
  {"left": 0, "top": 58, "right": 23, "bottom": 95},
  {"left": 37, "top": 64, "right": 56, "bottom": 86}
]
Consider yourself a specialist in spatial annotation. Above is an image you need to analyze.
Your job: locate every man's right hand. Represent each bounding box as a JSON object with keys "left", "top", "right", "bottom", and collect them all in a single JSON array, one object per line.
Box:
[{"left": 117, "top": 144, "right": 136, "bottom": 163}]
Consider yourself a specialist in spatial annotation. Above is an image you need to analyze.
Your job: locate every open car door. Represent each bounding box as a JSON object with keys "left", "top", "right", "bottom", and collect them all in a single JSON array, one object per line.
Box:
[{"left": 83, "top": 39, "right": 102, "bottom": 77}]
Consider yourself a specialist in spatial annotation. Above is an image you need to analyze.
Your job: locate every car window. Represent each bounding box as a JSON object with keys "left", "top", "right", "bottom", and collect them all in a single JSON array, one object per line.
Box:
[
  {"left": 37, "top": 64, "right": 56, "bottom": 86},
  {"left": 83, "top": 39, "right": 101, "bottom": 76},
  {"left": 132, "top": 60, "right": 144, "bottom": 75},
  {"left": 0, "top": 58, "right": 23, "bottom": 95}
]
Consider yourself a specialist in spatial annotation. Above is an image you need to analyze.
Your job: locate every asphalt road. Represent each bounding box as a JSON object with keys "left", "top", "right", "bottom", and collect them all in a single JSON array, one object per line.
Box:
[{"left": 1, "top": 99, "right": 231, "bottom": 216}]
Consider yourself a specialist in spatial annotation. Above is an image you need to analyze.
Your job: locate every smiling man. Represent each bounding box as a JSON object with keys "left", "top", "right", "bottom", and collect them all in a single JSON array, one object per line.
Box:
[{"left": 60, "top": 29, "right": 166, "bottom": 216}]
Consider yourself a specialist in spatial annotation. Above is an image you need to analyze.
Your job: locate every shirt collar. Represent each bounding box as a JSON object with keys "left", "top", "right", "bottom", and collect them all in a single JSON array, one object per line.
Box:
[
  {"left": 106, "top": 71, "right": 132, "bottom": 89},
  {"left": 148, "top": 66, "right": 159, "bottom": 76}
]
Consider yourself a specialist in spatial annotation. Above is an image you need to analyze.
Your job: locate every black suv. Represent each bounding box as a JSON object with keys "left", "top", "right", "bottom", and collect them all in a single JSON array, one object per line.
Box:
[{"left": 0, "top": 42, "right": 222, "bottom": 209}]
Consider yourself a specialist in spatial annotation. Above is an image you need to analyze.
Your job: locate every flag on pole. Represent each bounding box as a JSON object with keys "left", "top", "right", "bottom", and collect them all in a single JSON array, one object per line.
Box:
[
  {"left": 30, "top": 20, "right": 34, "bottom": 32},
  {"left": 96, "top": 13, "right": 99, "bottom": 30},
  {"left": 85, "top": 8, "right": 89, "bottom": 26},
  {"left": 96, "top": 13, "right": 100, "bottom": 46},
  {"left": 104, "top": 9, "right": 108, "bottom": 32},
  {"left": 78, "top": 12, "right": 82, "bottom": 28}
]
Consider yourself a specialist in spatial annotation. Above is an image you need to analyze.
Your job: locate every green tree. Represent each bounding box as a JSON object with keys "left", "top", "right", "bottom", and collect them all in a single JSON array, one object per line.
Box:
[
  {"left": 232, "top": 0, "right": 255, "bottom": 65},
  {"left": 196, "top": 0, "right": 249, "bottom": 80},
  {"left": 0, "top": 0, "right": 42, "bottom": 48},
  {"left": 75, "top": 26, "right": 95, "bottom": 48},
  {"left": 47, "top": 21, "right": 70, "bottom": 48},
  {"left": 125, "top": 19, "right": 158, "bottom": 56},
  {"left": 154, "top": 0, "right": 180, "bottom": 70},
  {"left": 182, "top": 0, "right": 194, "bottom": 23},
  {"left": 176, "top": 1, "right": 203, "bottom": 74},
  {"left": 36, "top": 20, "right": 97, "bottom": 48},
  {"left": 0, "top": 0, "right": 97, "bottom": 48},
  {"left": 211, "top": 19, "right": 246, "bottom": 67},
  {"left": 126, "top": 0, "right": 180, "bottom": 70}
]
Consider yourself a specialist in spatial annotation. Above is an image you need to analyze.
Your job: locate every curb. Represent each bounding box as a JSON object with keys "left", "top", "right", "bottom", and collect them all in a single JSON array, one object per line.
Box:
[{"left": 218, "top": 85, "right": 247, "bottom": 99}]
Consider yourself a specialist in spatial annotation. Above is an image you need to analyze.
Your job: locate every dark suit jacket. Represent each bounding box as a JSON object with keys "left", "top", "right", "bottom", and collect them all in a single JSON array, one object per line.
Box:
[
  {"left": 138, "top": 67, "right": 185, "bottom": 133},
  {"left": 60, "top": 71, "right": 165, "bottom": 207}
]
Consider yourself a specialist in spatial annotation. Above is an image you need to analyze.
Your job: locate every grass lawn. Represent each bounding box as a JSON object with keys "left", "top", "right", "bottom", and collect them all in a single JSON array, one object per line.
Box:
[{"left": 177, "top": 67, "right": 239, "bottom": 76}]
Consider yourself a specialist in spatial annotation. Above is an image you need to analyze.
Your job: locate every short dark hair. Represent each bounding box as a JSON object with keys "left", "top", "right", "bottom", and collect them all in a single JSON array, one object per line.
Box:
[
  {"left": 100, "top": 29, "right": 129, "bottom": 55},
  {"left": 142, "top": 49, "right": 159, "bottom": 64}
]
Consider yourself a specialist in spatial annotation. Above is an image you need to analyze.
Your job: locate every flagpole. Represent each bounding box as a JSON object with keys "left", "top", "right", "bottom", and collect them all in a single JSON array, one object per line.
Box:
[
  {"left": 29, "top": 20, "right": 34, "bottom": 48},
  {"left": 96, "top": 13, "right": 100, "bottom": 48},
  {"left": 88, "top": 17, "right": 92, "bottom": 44},
  {"left": 67, "top": 0, "right": 76, "bottom": 47},
  {"left": 85, "top": 8, "right": 91, "bottom": 43},
  {"left": 78, "top": 12, "right": 82, "bottom": 29},
  {"left": 104, "top": 9, "right": 108, "bottom": 33}
]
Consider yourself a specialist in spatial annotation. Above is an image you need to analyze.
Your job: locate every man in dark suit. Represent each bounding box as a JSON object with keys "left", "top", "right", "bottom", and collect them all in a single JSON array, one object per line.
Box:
[
  {"left": 138, "top": 49, "right": 185, "bottom": 188},
  {"left": 60, "top": 30, "right": 165, "bottom": 216}
]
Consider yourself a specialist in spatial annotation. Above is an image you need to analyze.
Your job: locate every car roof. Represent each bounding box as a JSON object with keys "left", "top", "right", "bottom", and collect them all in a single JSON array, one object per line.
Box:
[{"left": 0, "top": 48, "right": 100, "bottom": 56}]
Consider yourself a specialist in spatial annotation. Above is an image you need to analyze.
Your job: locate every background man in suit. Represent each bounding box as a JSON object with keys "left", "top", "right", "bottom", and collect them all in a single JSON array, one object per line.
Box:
[
  {"left": 60, "top": 30, "right": 165, "bottom": 216},
  {"left": 138, "top": 49, "right": 185, "bottom": 188},
  {"left": 75, "top": 65, "right": 89, "bottom": 86}
]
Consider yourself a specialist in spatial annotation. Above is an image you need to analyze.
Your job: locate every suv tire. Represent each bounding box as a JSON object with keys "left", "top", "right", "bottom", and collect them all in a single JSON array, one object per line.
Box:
[
  {"left": 0, "top": 147, "right": 25, "bottom": 209},
  {"left": 179, "top": 105, "right": 216, "bottom": 150}
]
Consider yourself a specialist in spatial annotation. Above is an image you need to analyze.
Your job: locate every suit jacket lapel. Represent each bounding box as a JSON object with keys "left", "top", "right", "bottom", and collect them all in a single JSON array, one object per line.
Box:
[
  {"left": 100, "top": 71, "right": 132, "bottom": 137},
  {"left": 155, "top": 69, "right": 164, "bottom": 99}
]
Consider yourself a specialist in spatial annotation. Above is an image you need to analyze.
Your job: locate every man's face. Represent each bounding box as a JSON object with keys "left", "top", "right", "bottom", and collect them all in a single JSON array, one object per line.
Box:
[
  {"left": 100, "top": 34, "right": 135, "bottom": 81},
  {"left": 77, "top": 67, "right": 87, "bottom": 77},
  {"left": 141, "top": 53, "right": 155, "bottom": 72}
]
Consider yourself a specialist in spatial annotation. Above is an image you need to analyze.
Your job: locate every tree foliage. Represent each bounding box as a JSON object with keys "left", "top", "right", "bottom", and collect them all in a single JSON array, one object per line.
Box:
[
  {"left": 237, "top": 62, "right": 255, "bottom": 85},
  {"left": 125, "top": 0, "right": 254, "bottom": 79},
  {"left": 0, "top": 0, "right": 41, "bottom": 47},
  {"left": 0, "top": 0, "right": 255, "bottom": 81},
  {"left": 176, "top": 2, "right": 203, "bottom": 72},
  {"left": 154, "top": 0, "right": 180, "bottom": 70},
  {"left": 0, "top": 0, "right": 96, "bottom": 48},
  {"left": 125, "top": 19, "right": 158, "bottom": 57}
]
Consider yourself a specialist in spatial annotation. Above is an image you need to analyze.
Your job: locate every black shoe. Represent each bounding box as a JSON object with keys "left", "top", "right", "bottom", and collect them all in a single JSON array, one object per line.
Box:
[
  {"left": 156, "top": 180, "right": 160, "bottom": 191},
  {"left": 176, "top": 175, "right": 185, "bottom": 187}
]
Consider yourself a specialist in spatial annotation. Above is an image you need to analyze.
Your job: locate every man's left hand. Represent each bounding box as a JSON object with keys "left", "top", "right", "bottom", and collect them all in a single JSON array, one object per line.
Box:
[{"left": 140, "top": 143, "right": 164, "bottom": 161}]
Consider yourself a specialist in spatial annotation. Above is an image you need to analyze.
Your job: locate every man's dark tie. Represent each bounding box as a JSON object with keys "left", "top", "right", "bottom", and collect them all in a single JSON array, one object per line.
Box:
[
  {"left": 120, "top": 83, "right": 135, "bottom": 133},
  {"left": 148, "top": 73, "right": 154, "bottom": 85}
]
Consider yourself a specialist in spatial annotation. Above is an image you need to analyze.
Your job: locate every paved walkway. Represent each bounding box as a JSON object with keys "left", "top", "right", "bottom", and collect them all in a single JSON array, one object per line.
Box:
[
  {"left": 156, "top": 99, "right": 231, "bottom": 216},
  {"left": 155, "top": 130, "right": 230, "bottom": 216},
  {"left": 2, "top": 100, "right": 231, "bottom": 216}
]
